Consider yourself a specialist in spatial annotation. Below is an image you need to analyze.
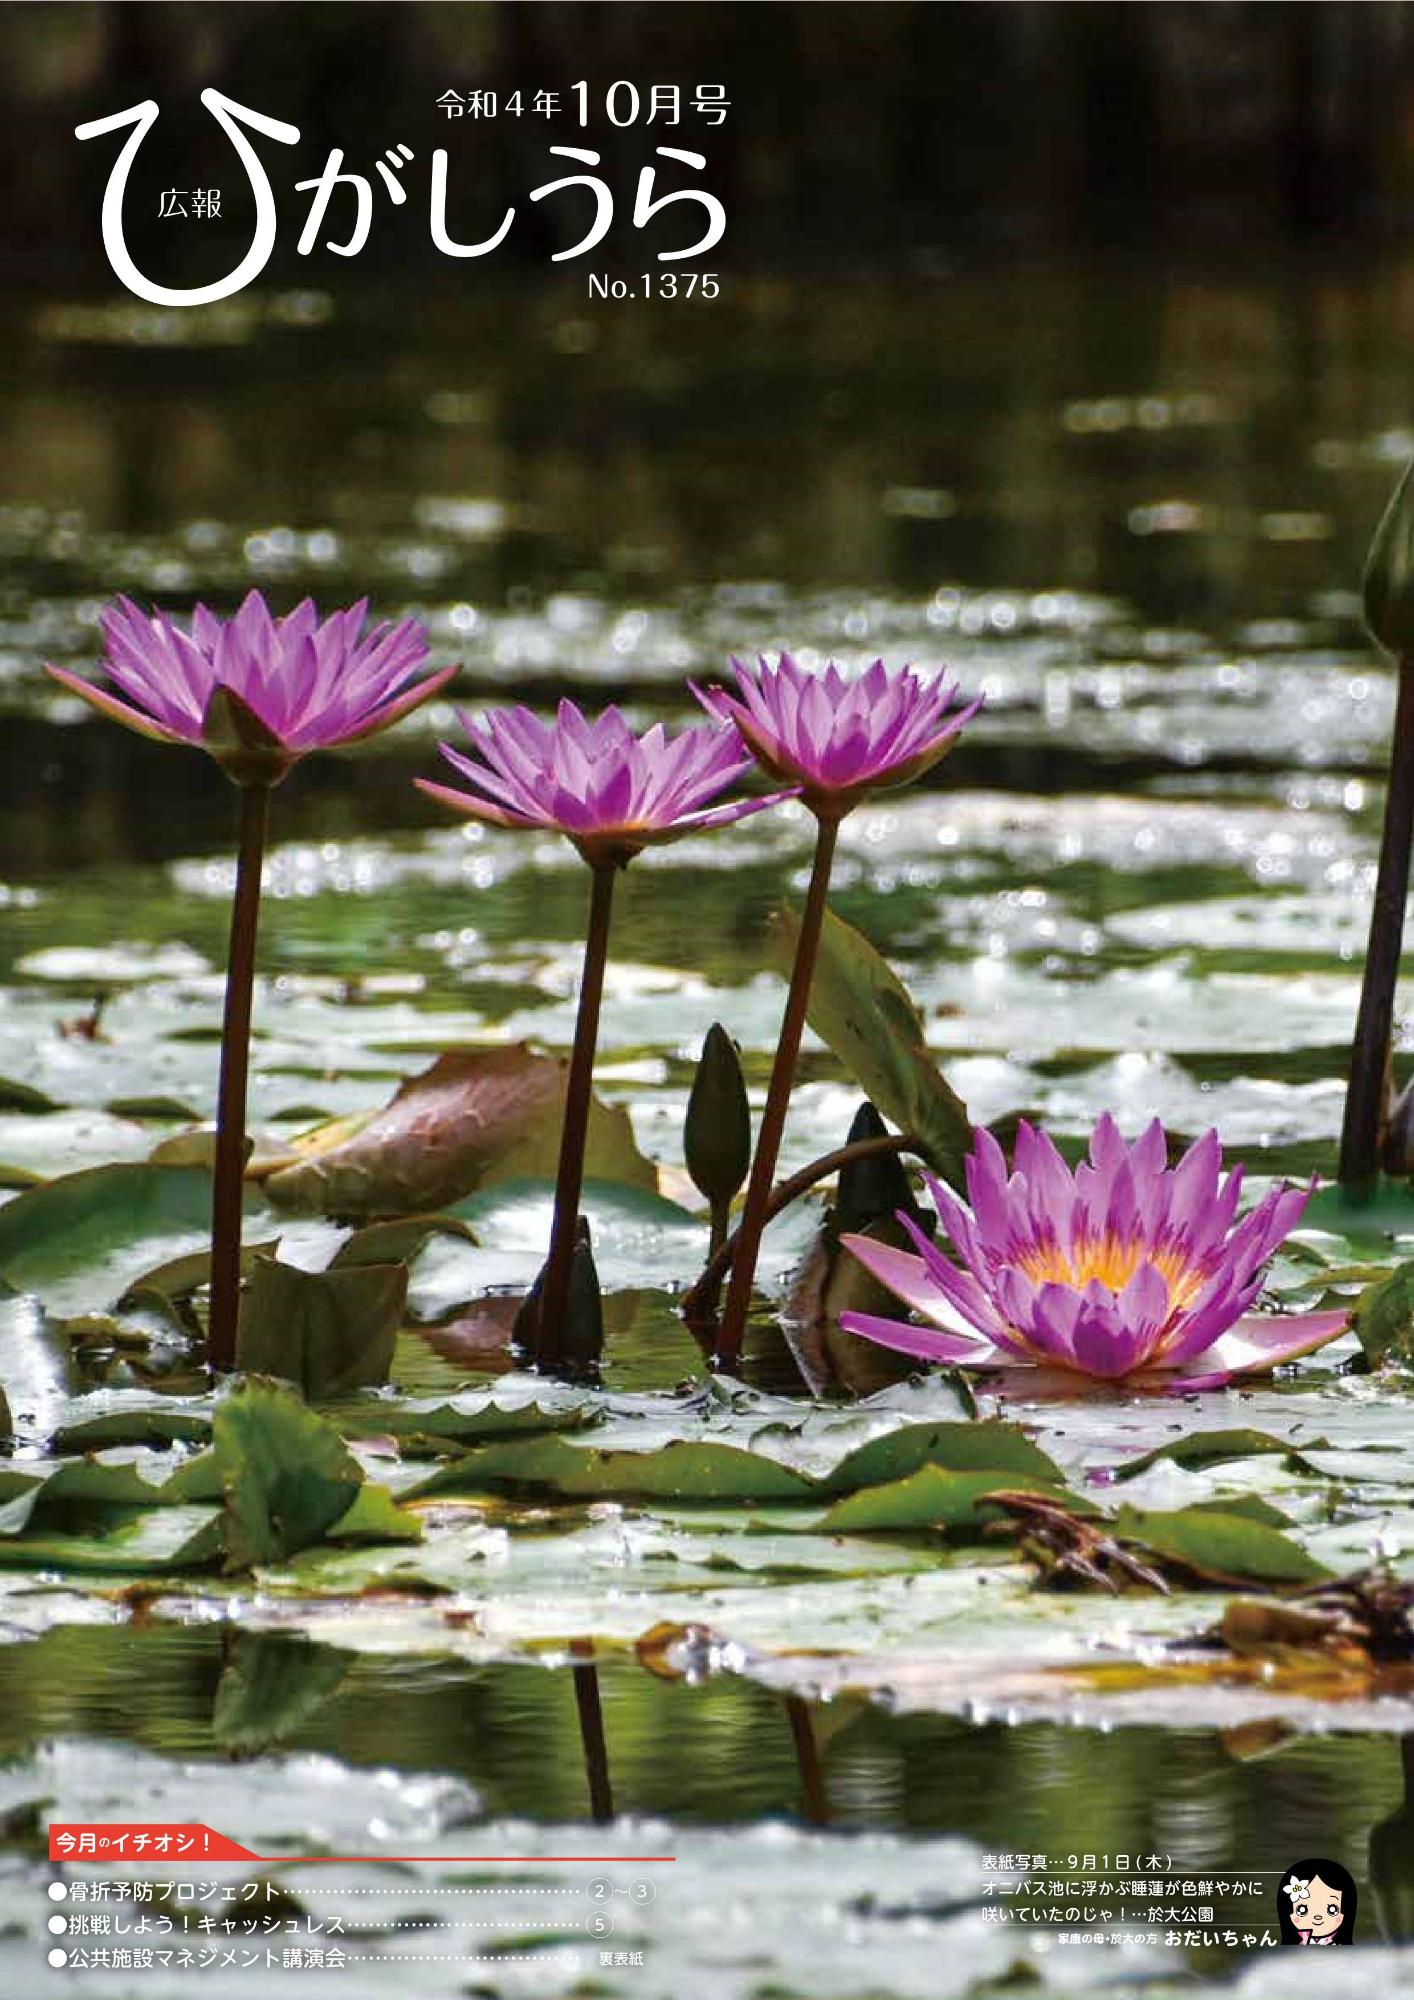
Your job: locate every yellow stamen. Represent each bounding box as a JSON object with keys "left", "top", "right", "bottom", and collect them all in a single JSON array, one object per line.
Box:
[{"left": 1016, "top": 1231, "right": 1201, "bottom": 1310}]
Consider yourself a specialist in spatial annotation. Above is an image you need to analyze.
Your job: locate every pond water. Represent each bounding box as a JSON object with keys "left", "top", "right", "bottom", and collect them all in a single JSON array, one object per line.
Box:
[{"left": 2, "top": 253, "right": 1414, "bottom": 1995}]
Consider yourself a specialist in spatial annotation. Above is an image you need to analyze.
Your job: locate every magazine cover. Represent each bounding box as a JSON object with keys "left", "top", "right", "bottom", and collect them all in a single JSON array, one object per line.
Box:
[{"left": 0, "top": 3, "right": 1411, "bottom": 1995}]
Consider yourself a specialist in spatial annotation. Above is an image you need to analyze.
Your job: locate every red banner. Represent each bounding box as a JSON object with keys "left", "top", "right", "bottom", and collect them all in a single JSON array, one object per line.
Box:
[{"left": 49, "top": 1824, "right": 258, "bottom": 1863}]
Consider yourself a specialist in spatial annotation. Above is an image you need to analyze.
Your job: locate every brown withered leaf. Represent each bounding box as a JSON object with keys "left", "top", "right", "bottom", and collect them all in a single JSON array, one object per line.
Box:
[
  {"left": 262, "top": 1045, "right": 655, "bottom": 1218},
  {"left": 779, "top": 1215, "right": 923, "bottom": 1397}
]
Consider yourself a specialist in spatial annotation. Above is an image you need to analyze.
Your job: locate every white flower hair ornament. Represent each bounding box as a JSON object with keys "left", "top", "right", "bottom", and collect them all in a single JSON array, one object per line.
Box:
[{"left": 1284, "top": 1877, "right": 1310, "bottom": 1905}]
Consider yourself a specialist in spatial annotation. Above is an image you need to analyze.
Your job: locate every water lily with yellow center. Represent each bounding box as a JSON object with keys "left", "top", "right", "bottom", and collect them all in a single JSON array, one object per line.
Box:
[{"left": 841, "top": 1115, "right": 1349, "bottom": 1388}]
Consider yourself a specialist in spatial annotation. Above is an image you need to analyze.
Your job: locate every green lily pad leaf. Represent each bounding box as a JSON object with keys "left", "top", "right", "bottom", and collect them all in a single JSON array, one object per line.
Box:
[
  {"left": 819, "top": 1418, "right": 1062, "bottom": 1495},
  {"left": 325, "top": 1481, "right": 423, "bottom": 1544},
  {"left": 263, "top": 1045, "right": 655, "bottom": 1217},
  {"left": 0, "top": 1502, "right": 223, "bottom": 1572},
  {"left": 410, "top": 1433, "right": 818, "bottom": 1504},
  {"left": 0, "top": 1164, "right": 240, "bottom": 1316},
  {"left": 0, "top": 1108, "right": 160, "bottom": 1186},
  {"left": 122, "top": 1238, "right": 280, "bottom": 1306},
  {"left": 0, "top": 1454, "right": 180, "bottom": 1537},
  {"left": 54, "top": 1391, "right": 216, "bottom": 1452},
  {"left": 1187, "top": 1494, "right": 1294, "bottom": 1527},
  {"left": 772, "top": 903, "right": 970, "bottom": 1186},
  {"left": 449, "top": 1177, "right": 703, "bottom": 1293},
  {"left": 235, "top": 1256, "right": 405, "bottom": 1399},
  {"left": 1300, "top": 1179, "right": 1414, "bottom": 1250},
  {"left": 329, "top": 1213, "right": 478, "bottom": 1269},
  {"left": 211, "top": 1632, "right": 351, "bottom": 1753},
  {"left": 815, "top": 1466, "right": 1070, "bottom": 1533},
  {"left": 327, "top": 1380, "right": 596, "bottom": 1446},
  {"left": 1354, "top": 1258, "right": 1414, "bottom": 1365},
  {"left": 1111, "top": 1428, "right": 1330, "bottom": 1481},
  {"left": 407, "top": 1416, "right": 1044, "bottom": 1507},
  {"left": 213, "top": 1377, "right": 364, "bottom": 1569},
  {"left": 1113, "top": 1505, "right": 1330, "bottom": 1585}
]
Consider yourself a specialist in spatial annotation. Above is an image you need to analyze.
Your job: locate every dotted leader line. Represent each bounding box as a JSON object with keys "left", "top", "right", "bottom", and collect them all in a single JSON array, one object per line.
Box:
[
  {"left": 344, "top": 1954, "right": 581, "bottom": 1965},
  {"left": 384, "top": 1917, "right": 587, "bottom": 1928},
  {"left": 294, "top": 1885, "right": 581, "bottom": 1894}
]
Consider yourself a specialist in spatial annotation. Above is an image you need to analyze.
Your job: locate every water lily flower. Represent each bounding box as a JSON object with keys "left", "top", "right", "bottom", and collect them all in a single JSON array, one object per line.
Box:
[
  {"left": 417, "top": 700, "right": 792, "bottom": 1368},
  {"left": 45, "top": 591, "right": 452, "bottom": 1374},
  {"left": 690, "top": 653, "right": 979, "bottom": 1366},
  {"left": 840, "top": 1116, "right": 1349, "bottom": 1390},
  {"left": 48, "top": 591, "right": 453, "bottom": 786},
  {"left": 693, "top": 652, "right": 981, "bottom": 815},
  {"left": 416, "top": 699, "right": 783, "bottom": 865}
]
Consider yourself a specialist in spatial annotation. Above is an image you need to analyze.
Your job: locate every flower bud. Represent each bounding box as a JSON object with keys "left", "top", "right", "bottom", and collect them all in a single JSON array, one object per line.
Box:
[
  {"left": 684, "top": 1023, "right": 751, "bottom": 1211},
  {"left": 515, "top": 1215, "right": 603, "bottom": 1379},
  {"left": 834, "top": 1100, "right": 929, "bottom": 1236},
  {"left": 1365, "top": 457, "right": 1414, "bottom": 657}
]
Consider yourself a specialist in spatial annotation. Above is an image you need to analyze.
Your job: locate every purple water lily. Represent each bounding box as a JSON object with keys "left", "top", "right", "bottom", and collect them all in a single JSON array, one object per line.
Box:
[
  {"left": 841, "top": 1116, "right": 1349, "bottom": 1390},
  {"left": 46, "top": 589, "right": 452, "bottom": 1376},
  {"left": 693, "top": 653, "right": 980, "bottom": 1367},
  {"left": 48, "top": 591, "right": 453, "bottom": 784},
  {"left": 693, "top": 653, "right": 980, "bottom": 813},
  {"left": 418, "top": 700, "right": 792, "bottom": 1371},
  {"left": 417, "top": 700, "right": 786, "bottom": 865}
]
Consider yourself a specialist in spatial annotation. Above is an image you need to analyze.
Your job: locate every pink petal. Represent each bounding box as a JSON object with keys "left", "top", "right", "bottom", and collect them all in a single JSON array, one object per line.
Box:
[
  {"left": 413, "top": 777, "right": 534, "bottom": 828},
  {"left": 839, "top": 1232, "right": 985, "bottom": 1337},
  {"left": 1160, "top": 1307, "right": 1351, "bottom": 1386},
  {"left": 45, "top": 665, "right": 188, "bottom": 743},
  {"left": 837, "top": 1310, "right": 999, "bottom": 1366}
]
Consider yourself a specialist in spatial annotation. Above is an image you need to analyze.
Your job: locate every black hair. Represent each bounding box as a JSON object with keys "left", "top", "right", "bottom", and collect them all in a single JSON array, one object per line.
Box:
[{"left": 1278, "top": 1858, "right": 1358, "bottom": 1945}]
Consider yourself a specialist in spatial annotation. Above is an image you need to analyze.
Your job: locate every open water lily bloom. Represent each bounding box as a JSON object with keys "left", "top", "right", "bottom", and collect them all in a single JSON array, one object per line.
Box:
[
  {"left": 692, "top": 652, "right": 981, "bottom": 813},
  {"left": 47, "top": 590, "right": 452, "bottom": 781},
  {"left": 417, "top": 699, "right": 792, "bottom": 862},
  {"left": 840, "top": 1116, "right": 1349, "bottom": 1389}
]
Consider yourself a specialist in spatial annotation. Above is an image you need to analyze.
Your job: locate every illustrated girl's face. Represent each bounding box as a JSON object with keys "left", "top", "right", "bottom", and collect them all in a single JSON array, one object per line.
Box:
[{"left": 1292, "top": 1875, "right": 1344, "bottom": 1939}]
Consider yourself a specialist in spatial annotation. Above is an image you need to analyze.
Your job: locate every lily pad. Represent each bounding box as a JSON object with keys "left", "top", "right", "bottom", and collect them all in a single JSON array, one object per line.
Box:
[
  {"left": 0, "top": 1163, "right": 234, "bottom": 1316},
  {"left": 263, "top": 1045, "right": 656, "bottom": 1217},
  {"left": 213, "top": 1378, "right": 366, "bottom": 1569}
]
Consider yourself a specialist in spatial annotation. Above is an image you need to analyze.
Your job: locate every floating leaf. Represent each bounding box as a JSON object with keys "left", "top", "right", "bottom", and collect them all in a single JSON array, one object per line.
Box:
[
  {"left": 326, "top": 1380, "right": 596, "bottom": 1447},
  {"left": 0, "top": 1503, "right": 223, "bottom": 1573},
  {"left": 1354, "top": 1259, "right": 1414, "bottom": 1365},
  {"left": 772, "top": 904, "right": 970, "bottom": 1185},
  {"left": 411, "top": 1433, "right": 818, "bottom": 1504},
  {"left": 329, "top": 1213, "right": 477, "bottom": 1269},
  {"left": 213, "top": 1377, "right": 365, "bottom": 1569},
  {"left": 1300, "top": 1179, "right": 1414, "bottom": 1250},
  {"left": 819, "top": 1418, "right": 1062, "bottom": 1496},
  {"left": 450, "top": 1177, "right": 703, "bottom": 1293},
  {"left": 235, "top": 1256, "right": 406, "bottom": 1399},
  {"left": 408, "top": 1416, "right": 1050, "bottom": 1507},
  {"left": 0, "top": 1164, "right": 238, "bottom": 1316},
  {"left": 813, "top": 1466, "right": 1068, "bottom": 1533},
  {"left": 1113, "top": 1506, "right": 1330, "bottom": 1586},
  {"left": 1111, "top": 1428, "right": 1330, "bottom": 1481},
  {"left": 263, "top": 1045, "right": 655, "bottom": 1217}
]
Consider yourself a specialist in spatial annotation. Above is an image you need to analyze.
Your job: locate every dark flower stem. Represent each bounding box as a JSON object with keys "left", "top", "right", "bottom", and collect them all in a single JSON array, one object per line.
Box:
[
  {"left": 570, "top": 1638, "right": 615, "bottom": 1823},
  {"left": 207, "top": 783, "right": 270, "bottom": 1373},
  {"left": 707, "top": 1197, "right": 731, "bottom": 1260},
  {"left": 716, "top": 813, "right": 840, "bottom": 1368},
  {"left": 784, "top": 1695, "right": 830, "bottom": 1825},
  {"left": 681, "top": 1129, "right": 921, "bottom": 1339},
  {"left": 537, "top": 860, "right": 617, "bottom": 1368},
  {"left": 1341, "top": 652, "right": 1414, "bottom": 1194}
]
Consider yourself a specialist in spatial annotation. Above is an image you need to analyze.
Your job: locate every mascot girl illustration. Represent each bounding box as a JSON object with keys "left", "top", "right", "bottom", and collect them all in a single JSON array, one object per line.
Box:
[{"left": 1279, "top": 1860, "right": 1358, "bottom": 1946}]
